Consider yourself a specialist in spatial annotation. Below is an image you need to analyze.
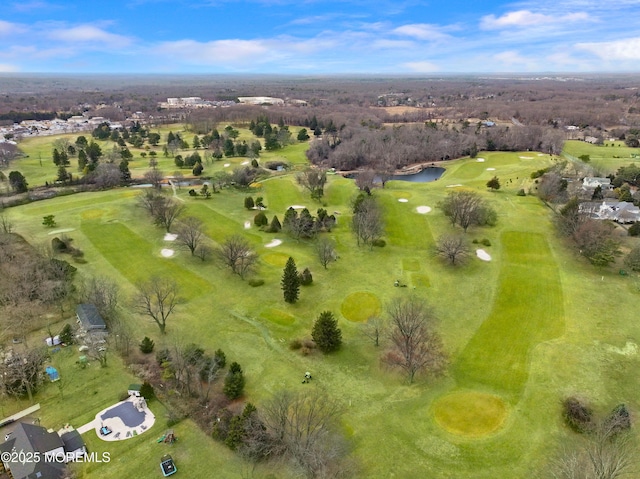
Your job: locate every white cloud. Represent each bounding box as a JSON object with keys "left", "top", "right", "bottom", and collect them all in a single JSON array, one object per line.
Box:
[
  {"left": 481, "top": 10, "right": 589, "bottom": 30},
  {"left": 402, "top": 61, "right": 439, "bottom": 72},
  {"left": 576, "top": 37, "right": 640, "bottom": 60},
  {"left": 154, "top": 39, "right": 271, "bottom": 66},
  {"left": 49, "top": 25, "right": 132, "bottom": 48},
  {"left": 392, "top": 23, "right": 452, "bottom": 41},
  {"left": 0, "top": 20, "right": 24, "bottom": 36}
]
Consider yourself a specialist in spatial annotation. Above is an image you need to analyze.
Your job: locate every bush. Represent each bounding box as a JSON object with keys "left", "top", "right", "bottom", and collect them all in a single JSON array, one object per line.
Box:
[
  {"left": 140, "top": 336, "right": 155, "bottom": 354},
  {"left": 51, "top": 237, "right": 67, "bottom": 252},
  {"left": 118, "top": 391, "right": 130, "bottom": 402},
  {"left": 248, "top": 278, "right": 265, "bottom": 287},
  {"left": 517, "top": 189, "right": 526, "bottom": 196},
  {"left": 299, "top": 267, "right": 313, "bottom": 286},
  {"left": 372, "top": 238, "right": 386, "bottom": 247},
  {"left": 562, "top": 397, "right": 593, "bottom": 433},
  {"left": 140, "top": 381, "right": 154, "bottom": 399},
  {"left": 481, "top": 238, "right": 491, "bottom": 247},
  {"left": 289, "top": 339, "right": 302, "bottom": 350},
  {"left": 628, "top": 222, "right": 640, "bottom": 236},
  {"left": 251, "top": 159, "right": 259, "bottom": 168},
  {"left": 244, "top": 196, "right": 255, "bottom": 209},
  {"left": 59, "top": 323, "right": 74, "bottom": 345},
  {"left": 605, "top": 403, "right": 631, "bottom": 435},
  {"left": 254, "top": 211, "right": 268, "bottom": 227},
  {"left": 188, "top": 189, "right": 197, "bottom": 197},
  {"left": 155, "top": 348, "right": 171, "bottom": 365}
]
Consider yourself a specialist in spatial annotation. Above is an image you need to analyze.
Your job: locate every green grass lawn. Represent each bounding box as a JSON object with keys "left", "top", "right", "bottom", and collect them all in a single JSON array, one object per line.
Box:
[{"left": 3, "top": 144, "right": 640, "bottom": 478}]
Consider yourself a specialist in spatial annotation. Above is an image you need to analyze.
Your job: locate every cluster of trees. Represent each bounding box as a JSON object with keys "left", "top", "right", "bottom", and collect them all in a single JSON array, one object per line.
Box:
[
  {"left": 296, "top": 168, "right": 327, "bottom": 201},
  {"left": 551, "top": 397, "right": 634, "bottom": 479},
  {"left": 138, "top": 189, "right": 185, "bottom": 232},
  {"left": 283, "top": 207, "right": 336, "bottom": 240},
  {"left": 213, "top": 389, "right": 354, "bottom": 478},
  {"left": 249, "top": 114, "right": 294, "bottom": 151},
  {"left": 306, "top": 121, "right": 564, "bottom": 171},
  {"left": 439, "top": 190, "right": 497, "bottom": 232}
]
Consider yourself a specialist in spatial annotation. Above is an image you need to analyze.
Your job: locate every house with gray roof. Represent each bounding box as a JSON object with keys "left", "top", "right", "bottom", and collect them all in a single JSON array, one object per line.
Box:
[
  {"left": 0, "top": 422, "right": 67, "bottom": 479},
  {"left": 76, "top": 304, "right": 107, "bottom": 333},
  {"left": 579, "top": 200, "right": 640, "bottom": 223}
]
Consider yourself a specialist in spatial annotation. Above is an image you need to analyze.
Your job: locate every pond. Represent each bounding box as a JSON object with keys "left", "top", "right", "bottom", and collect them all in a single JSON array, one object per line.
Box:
[{"left": 345, "top": 166, "right": 445, "bottom": 183}]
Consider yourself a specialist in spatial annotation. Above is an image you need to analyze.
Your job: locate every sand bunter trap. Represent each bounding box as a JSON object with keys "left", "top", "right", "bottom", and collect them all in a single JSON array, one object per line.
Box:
[
  {"left": 398, "top": 198, "right": 409, "bottom": 203},
  {"left": 164, "top": 233, "right": 177, "bottom": 241},
  {"left": 161, "top": 249, "right": 175, "bottom": 258},
  {"left": 486, "top": 168, "right": 496, "bottom": 171},
  {"left": 289, "top": 205, "right": 306, "bottom": 209},
  {"left": 416, "top": 206, "right": 432, "bottom": 214},
  {"left": 244, "top": 221, "right": 251, "bottom": 229},
  {"left": 265, "top": 239, "right": 282, "bottom": 248},
  {"left": 476, "top": 249, "right": 491, "bottom": 261},
  {"left": 476, "top": 158, "right": 485, "bottom": 162}
]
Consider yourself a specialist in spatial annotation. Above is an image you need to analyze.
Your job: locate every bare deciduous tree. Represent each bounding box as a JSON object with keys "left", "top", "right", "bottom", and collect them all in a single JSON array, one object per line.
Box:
[
  {"left": 296, "top": 168, "right": 327, "bottom": 201},
  {"left": 439, "top": 190, "right": 493, "bottom": 232},
  {"left": 315, "top": 237, "right": 337, "bottom": 269},
  {"left": 143, "top": 168, "right": 164, "bottom": 190},
  {"left": 134, "top": 277, "right": 180, "bottom": 334},
  {"left": 538, "top": 172, "right": 567, "bottom": 206},
  {"left": 435, "top": 234, "right": 469, "bottom": 265},
  {"left": 175, "top": 216, "right": 204, "bottom": 256},
  {"left": 217, "top": 235, "right": 258, "bottom": 279},
  {"left": 260, "top": 389, "right": 353, "bottom": 478},
  {"left": 355, "top": 169, "right": 377, "bottom": 192},
  {"left": 195, "top": 244, "right": 213, "bottom": 262},
  {"left": 361, "top": 315, "right": 384, "bottom": 347},
  {"left": 352, "top": 196, "right": 384, "bottom": 248},
  {"left": 79, "top": 276, "right": 120, "bottom": 325},
  {"left": 383, "top": 296, "right": 447, "bottom": 383},
  {"left": 0, "top": 346, "right": 47, "bottom": 402},
  {"left": 153, "top": 197, "right": 185, "bottom": 232}
]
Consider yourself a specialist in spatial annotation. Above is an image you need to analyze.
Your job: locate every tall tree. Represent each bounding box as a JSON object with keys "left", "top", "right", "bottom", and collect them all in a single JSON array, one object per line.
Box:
[
  {"left": 435, "top": 234, "right": 469, "bottom": 265},
  {"left": 352, "top": 195, "right": 384, "bottom": 248},
  {"left": 296, "top": 168, "right": 327, "bottom": 201},
  {"left": 316, "top": 237, "right": 337, "bottom": 269},
  {"left": 311, "top": 311, "right": 342, "bottom": 353},
  {"left": 217, "top": 235, "right": 258, "bottom": 279},
  {"left": 8, "top": 171, "right": 27, "bottom": 193},
  {"left": 175, "top": 216, "right": 204, "bottom": 256},
  {"left": 153, "top": 197, "right": 185, "bottom": 232},
  {"left": 281, "top": 257, "right": 300, "bottom": 303},
  {"left": 224, "top": 362, "right": 245, "bottom": 400},
  {"left": 134, "top": 277, "right": 180, "bottom": 334},
  {"left": 383, "top": 296, "right": 447, "bottom": 383},
  {"left": 439, "top": 190, "right": 496, "bottom": 232},
  {"left": 486, "top": 176, "right": 501, "bottom": 191}
]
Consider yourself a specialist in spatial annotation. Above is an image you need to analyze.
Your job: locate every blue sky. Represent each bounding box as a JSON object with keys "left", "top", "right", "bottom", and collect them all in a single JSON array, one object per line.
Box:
[{"left": 1, "top": 0, "right": 639, "bottom": 74}]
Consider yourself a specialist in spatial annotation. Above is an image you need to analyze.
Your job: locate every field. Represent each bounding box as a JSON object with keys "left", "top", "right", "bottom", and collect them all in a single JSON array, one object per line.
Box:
[{"left": 2, "top": 136, "right": 640, "bottom": 478}]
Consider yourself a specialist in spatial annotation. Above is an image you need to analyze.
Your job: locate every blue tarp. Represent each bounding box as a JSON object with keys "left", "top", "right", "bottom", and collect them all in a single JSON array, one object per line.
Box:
[{"left": 45, "top": 366, "right": 59, "bottom": 381}]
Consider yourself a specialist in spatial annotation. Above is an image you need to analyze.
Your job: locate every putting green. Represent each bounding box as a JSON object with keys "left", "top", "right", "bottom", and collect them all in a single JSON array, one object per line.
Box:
[
  {"left": 390, "top": 190, "right": 413, "bottom": 199},
  {"left": 433, "top": 391, "right": 508, "bottom": 437},
  {"left": 341, "top": 292, "right": 381, "bottom": 322},
  {"left": 262, "top": 252, "right": 290, "bottom": 267}
]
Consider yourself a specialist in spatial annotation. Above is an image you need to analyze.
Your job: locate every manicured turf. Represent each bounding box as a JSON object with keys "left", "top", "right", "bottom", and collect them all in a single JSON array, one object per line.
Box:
[
  {"left": 340, "top": 291, "right": 382, "bottom": 322},
  {"left": 4, "top": 140, "right": 640, "bottom": 479},
  {"left": 433, "top": 391, "right": 508, "bottom": 437}
]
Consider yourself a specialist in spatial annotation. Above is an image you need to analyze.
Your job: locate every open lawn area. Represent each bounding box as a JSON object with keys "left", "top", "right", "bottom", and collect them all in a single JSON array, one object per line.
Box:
[{"left": 3, "top": 141, "right": 640, "bottom": 478}]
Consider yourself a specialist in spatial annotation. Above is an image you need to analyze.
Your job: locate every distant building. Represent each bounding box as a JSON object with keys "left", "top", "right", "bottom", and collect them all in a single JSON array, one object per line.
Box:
[
  {"left": 237, "top": 96, "right": 285, "bottom": 106},
  {"left": 579, "top": 200, "right": 640, "bottom": 223},
  {"left": 582, "top": 177, "right": 613, "bottom": 190},
  {"left": 76, "top": 304, "right": 107, "bottom": 333}
]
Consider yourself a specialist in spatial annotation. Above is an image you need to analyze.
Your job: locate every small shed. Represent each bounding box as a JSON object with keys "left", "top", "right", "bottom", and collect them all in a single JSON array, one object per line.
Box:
[
  {"left": 128, "top": 384, "right": 142, "bottom": 397},
  {"left": 45, "top": 366, "right": 60, "bottom": 382},
  {"left": 76, "top": 304, "right": 107, "bottom": 332}
]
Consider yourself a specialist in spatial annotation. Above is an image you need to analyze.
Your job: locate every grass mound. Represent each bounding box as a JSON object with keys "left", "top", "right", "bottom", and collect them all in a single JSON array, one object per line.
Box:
[
  {"left": 341, "top": 292, "right": 381, "bottom": 322},
  {"left": 433, "top": 391, "right": 508, "bottom": 437},
  {"left": 260, "top": 308, "right": 295, "bottom": 326}
]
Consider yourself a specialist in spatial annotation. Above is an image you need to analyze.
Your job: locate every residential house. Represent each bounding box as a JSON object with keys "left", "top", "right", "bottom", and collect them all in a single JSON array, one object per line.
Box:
[
  {"left": 76, "top": 304, "right": 107, "bottom": 339},
  {"left": 579, "top": 200, "right": 640, "bottom": 223},
  {"left": 0, "top": 422, "right": 70, "bottom": 479}
]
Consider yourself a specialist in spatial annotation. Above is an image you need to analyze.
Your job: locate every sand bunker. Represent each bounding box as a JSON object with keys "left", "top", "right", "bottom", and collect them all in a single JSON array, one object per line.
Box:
[
  {"left": 486, "top": 168, "right": 496, "bottom": 171},
  {"left": 223, "top": 163, "right": 230, "bottom": 167},
  {"left": 47, "top": 228, "right": 75, "bottom": 235},
  {"left": 241, "top": 160, "right": 250, "bottom": 165},
  {"left": 519, "top": 156, "right": 534, "bottom": 159},
  {"left": 265, "top": 239, "right": 282, "bottom": 248},
  {"left": 161, "top": 249, "right": 175, "bottom": 258},
  {"left": 289, "top": 205, "right": 306, "bottom": 209},
  {"left": 164, "top": 233, "right": 177, "bottom": 241},
  {"left": 416, "top": 206, "right": 432, "bottom": 214},
  {"left": 537, "top": 153, "right": 545, "bottom": 156},
  {"left": 446, "top": 184, "right": 463, "bottom": 188},
  {"left": 398, "top": 198, "right": 409, "bottom": 203},
  {"left": 244, "top": 221, "right": 251, "bottom": 229},
  {"left": 476, "top": 158, "right": 485, "bottom": 162},
  {"left": 476, "top": 249, "right": 491, "bottom": 261}
]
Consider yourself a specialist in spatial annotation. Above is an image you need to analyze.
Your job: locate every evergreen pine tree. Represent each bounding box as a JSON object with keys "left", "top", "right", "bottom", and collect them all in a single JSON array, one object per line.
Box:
[
  {"left": 312, "top": 311, "right": 342, "bottom": 353},
  {"left": 281, "top": 257, "right": 300, "bottom": 303},
  {"left": 223, "top": 362, "right": 245, "bottom": 399},
  {"left": 268, "top": 215, "right": 282, "bottom": 232}
]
